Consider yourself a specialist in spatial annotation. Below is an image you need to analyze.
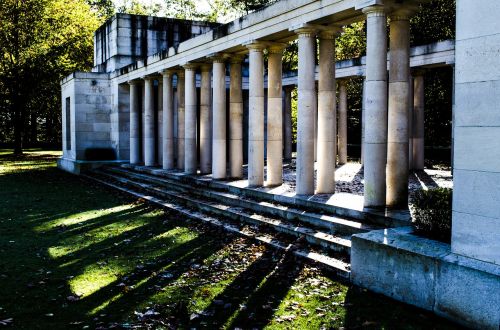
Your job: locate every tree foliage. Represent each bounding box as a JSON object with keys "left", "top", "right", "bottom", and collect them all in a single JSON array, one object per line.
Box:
[{"left": 0, "top": 0, "right": 100, "bottom": 153}]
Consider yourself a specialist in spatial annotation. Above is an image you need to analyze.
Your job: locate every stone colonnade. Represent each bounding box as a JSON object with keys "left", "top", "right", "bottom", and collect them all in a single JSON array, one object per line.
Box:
[{"left": 127, "top": 3, "right": 426, "bottom": 209}]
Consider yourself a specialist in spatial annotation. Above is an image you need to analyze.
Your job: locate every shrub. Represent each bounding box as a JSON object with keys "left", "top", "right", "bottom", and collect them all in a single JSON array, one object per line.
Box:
[
  {"left": 84, "top": 148, "right": 116, "bottom": 161},
  {"left": 411, "top": 188, "right": 452, "bottom": 243}
]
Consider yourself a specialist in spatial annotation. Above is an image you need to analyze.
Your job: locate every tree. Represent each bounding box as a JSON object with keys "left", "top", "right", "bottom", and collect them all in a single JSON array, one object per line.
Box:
[{"left": 0, "top": 0, "right": 100, "bottom": 153}]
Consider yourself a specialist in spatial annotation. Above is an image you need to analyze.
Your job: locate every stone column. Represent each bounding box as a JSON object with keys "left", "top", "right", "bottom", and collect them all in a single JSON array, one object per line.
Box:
[
  {"left": 317, "top": 29, "right": 339, "bottom": 193},
  {"left": 246, "top": 43, "right": 266, "bottom": 186},
  {"left": 267, "top": 44, "right": 286, "bottom": 186},
  {"left": 362, "top": 6, "right": 388, "bottom": 208},
  {"left": 361, "top": 78, "right": 366, "bottom": 164},
  {"left": 212, "top": 56, "right": 227, "bottom": 179},
  {"left": 386, "top": 9, "right": 412, "bottom": 207},
  {"left": 338, "top": 79, "right": 348, "bottom": 165},
  {"left": 143, "top": 76, "right": 155, "bottom": 167},
  {"left": 229, "top": 55, "right": 244, "bottom": 178},
  {"left": 129, "top": 80, "right": 141, "bottom": 164},
  {"left": 283, "top": 86, "right": 293, "bottom": 161},
  {"left": 161, "top": 70, "right": 175, "bottom": 170},
  {"left": 295, "top": 27, "right": 317, "bottom": 195},
  {"left": 200, "top": 63, "right": 212, "bottom": 174},
  {"left": 408, "top": 75, "right": 414, "bottom": 170},
  {"left": 184, "top": 63, "right": 198, "bottom": 174},
  {"left": 157, "top": 79, "right": 163, "bottom": 165},
  {"left": 176, "top": 71, "right": 185, "bottom": 170},
  {"left": 413, "top": 73, "right": 425, "bottom": 170}
]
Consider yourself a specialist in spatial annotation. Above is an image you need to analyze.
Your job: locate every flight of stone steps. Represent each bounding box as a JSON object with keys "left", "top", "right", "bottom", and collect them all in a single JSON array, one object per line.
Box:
[{"left": 84, "top": 164, "right": 388, "bottom": 280}]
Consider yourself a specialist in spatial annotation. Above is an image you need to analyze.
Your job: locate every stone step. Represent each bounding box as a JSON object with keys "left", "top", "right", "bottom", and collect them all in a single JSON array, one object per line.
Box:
[
  {"left": 94, "top": 169, "right": 352, "bottom": 255},
  {"left": 102, "top": 166, "right": 377, "bottom": 236},
  {"left": 82, "top": 173, "right": 351, "bottom": 279},
  {"left": 120, "top": 164, "right": 410, "bottom": 228}
]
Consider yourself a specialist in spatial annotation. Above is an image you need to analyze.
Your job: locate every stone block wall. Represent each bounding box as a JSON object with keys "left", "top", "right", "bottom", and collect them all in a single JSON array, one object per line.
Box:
[
  {"left": 93, "top": 14, "right": 219, "bottom": 73},
  {"left": 452, "top": 0, "right": 500, "bottom": 265},
  {"left": 61, "top": 72, "right": 113, "bottom": 161}
]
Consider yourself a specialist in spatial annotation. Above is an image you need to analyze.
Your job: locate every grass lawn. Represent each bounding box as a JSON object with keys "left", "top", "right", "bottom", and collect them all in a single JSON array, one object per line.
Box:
[{"left": 0, "top": 150, "right": 461, "bottom": 329}]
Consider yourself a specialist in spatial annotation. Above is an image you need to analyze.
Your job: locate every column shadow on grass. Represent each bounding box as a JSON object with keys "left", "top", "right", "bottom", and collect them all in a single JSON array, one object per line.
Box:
[{"left": 190, "top": 247, "right": 304, "bottom": 329}]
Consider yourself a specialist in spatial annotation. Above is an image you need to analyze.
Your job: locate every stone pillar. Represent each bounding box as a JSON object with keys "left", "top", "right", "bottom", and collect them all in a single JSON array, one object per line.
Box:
[
  {"left": 361, "top": 78, "right": 366, "bottom": 164},
  {"left": 246, "top": 43, "right": 266, "bottom": 186},
  {"left": 176, "top": 71, "right": 185, "bottom": 170},
  {"left": 229, "top": 56, "right": 244, "bottom": 178},
  {"left": 143, "top": 76, "right": 155, "bottom": 167},
  {"left": 129, "top": 80, "right": 141, "bottom": 164},
  {"left": 184, "top": 63, "right": 198, "bottom": 174},
  {"left": 200, "top": 63, "right": 212, "bottom": 174},
  {"left": 408, "top": 75, "right": 414, "bottom": 170},
  {"left": 212, "top": 56, "right": 227, "bottom": 179},
  {"left": 386, "top": 9, "right": 412, "bottom": 208},
  {"left": 157, "top": 79, "right": 163, "bottom": 165},
  {"left": 413, "top": 73, "right": 425, "bottom": 170},
  {"left": 161, "top": 70, "right": 175, "bottom": 170},
  {"left": 362, "top": 6, "right": 388, "bottom": 208},
  {"left": 295, "top": 27, "right": 317, "bottom": 195},
  {"left": 317, "top": 29, "right": 339, "bottom": 193},
  {"left": 283, "top": 86, "right": 293, "bottom": 161},
  {"left": 338, "top": 79, "right": 348, "bottom": 165},
  {"left": 267, "top": 44, "right": 286, "bottom": 186}
]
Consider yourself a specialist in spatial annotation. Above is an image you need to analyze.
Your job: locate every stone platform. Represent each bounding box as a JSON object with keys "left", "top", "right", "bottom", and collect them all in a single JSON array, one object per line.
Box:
[{"left": 126, "top": 161, "right": 452, "bottom": 226}]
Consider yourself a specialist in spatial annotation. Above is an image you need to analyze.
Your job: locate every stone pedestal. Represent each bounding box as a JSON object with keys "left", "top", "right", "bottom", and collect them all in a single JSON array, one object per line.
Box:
[
  {"left": 386, "top": 10, "right": 412, "bottom": 207},
  {"left": 295, "top": 28, "right": 317, "bottom": 195},
  {"left": 212, "top": 58, "right": 227, "bottom": 179},
  {"left": 129, "top": 80, "right": 142, "bottom": 165},
  {"left": 247, "top": 43, "right": 266, "bottom": 186},
  {"left": 362, "top": 6, "right": 388, "bottom": 207}
]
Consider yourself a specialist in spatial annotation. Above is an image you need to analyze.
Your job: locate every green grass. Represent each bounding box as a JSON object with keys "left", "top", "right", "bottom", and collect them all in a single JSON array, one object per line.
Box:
[{"left": 0, "top": 150, "right": 462, "bottom": 329}]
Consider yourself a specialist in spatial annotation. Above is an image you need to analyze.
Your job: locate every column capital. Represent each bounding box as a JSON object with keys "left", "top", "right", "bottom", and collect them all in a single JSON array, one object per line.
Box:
[
  {"left": 318, "top": 25, "right": 343, "bottom": 39},
  {"left": 338, "top": 79, "right": 348, "bottom": 87},
  {"left": 411, "top": 68, "right": 426, "bottom": 77},
  {"left": 183, "top": 62, "right": 199, "bottom": 71},
  {"left": 362, "top": 5, "right": 386, "bottom": 16},
  {"left": 289, "top": 24, "right": 318, "bottom": 37},
  {"left": 389, "top": 7, "right": 416, "bottom": 21},
  {"left": 229, "top": 54, "right": 246, "bottom": 64},
  {"left": 208, "top": 52, "right": 228, "bottom": 63},
  {"left": 244, "top": 41, "right": 267, "bottom": 52},
  {"left": 128, "top": 79, "right": 142, "bottom": 86},
  {"left": 267, "top": 42, "right": 287, "bottom": 54},
  {"left": 141, "top": 75, "right": 155, "bottom": 82},
  {"left": 176, "top": 70, "right": 185, "bottom": 78},
  {"left": 159, "top": 69, "right": 175, "bottom": 77},
  {"left": 200, "top": 63, "right": 212, "bottom": 71}
]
